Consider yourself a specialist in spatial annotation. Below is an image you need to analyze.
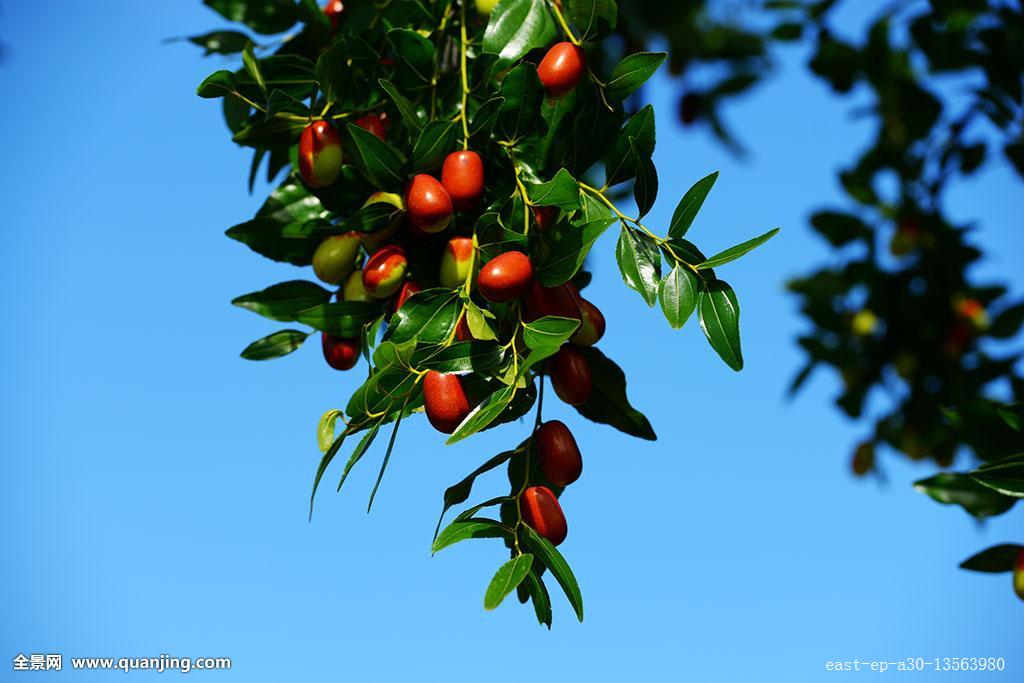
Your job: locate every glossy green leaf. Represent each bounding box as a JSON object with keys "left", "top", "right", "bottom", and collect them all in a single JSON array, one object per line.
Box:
[
  {"left": 242, "top": 41, "right": 266, "bottom": 95},
  {"left": 698, "top": 280, "right": 743, "bottom": 371},
  {"left": 483, "top": 0, "right": 556, "bottom": 64},
  {"left": 412, "top": 119, "right": 458, "bottom": 172},
  {"left": 432, "top": 518, "right": 508, "bottom": 553},
  {"left": 388, "top": 289, "right": 461, "bottom": 344},
  {"left": 203, "top": 0, "right": 298, "bottom": 35},
  {"left": 240, "top": 329, "right": 310, "bottom": 360},
  {"left": 659, "top": 266, "right": 699, "bottom": 329},
  {"left": 698, "top": 228, "right": 780, "bottom": 270},
  {"left": 522, "top": 316, "right": 580, "bottom": 350},
  {"left": 379, "top": 79, "right": 424, "bottom": 131},
  {"left": 317, "top": 409, "right": 344, "bottom": 454},
  {"left": 605, "top": 105, "right": 655, "bottom": 186},
  {"left": 346, "top": 123, "right": 406, "bottom": 190},
  {"left": 484, "top": 554, "right": 534, "bottom": 610},
  {"left": 387, "top": 28, "right": 435, "bottom": 85},
  {"left": 197, "top": 70, "right": 238, "bottom": 98},
  {"left": 447, "top": 385, "right": 517, "bottom": 445},
  {"left": 970, "top": 453, "right": 1024, "bottom": 498},
  {"left": 631, "top": 137, "right": 658, "bottom": 218},
  {"left": 521, "top": 526, "right": 584, "bottom": 622},
  {"left": 309, "top": 427, "right": 350, "bottom": 520},
  {"left": 616, "top": 227, "right": 661, "bottom": 307},
  {"left": 295, "top": 301, "right": 386, "bottom": 337},
  {"left": 232, "top": 280, "right": 332, "bottom": 322},
  {"left": 669, "top": 172, "right": 718, "bottom": 238},
  {"left": 527, "top": 169, "right": 581, "bottom": 210},
  {"left": 536, "top": 214, "right": 617, "bottom": 287},
  {"left": 574, "top": 347, "right": 656, "bottom": 440},
  {"left": 563, "top": 0, "right": 617, "bottom": 41},
  {"left": 523, "top": 567, "right": 552, "bottom": 628},
  {"left": 913, "top": 472, "right": 1017, "bottom": 518},
  {"left": 606, "top": 51, "right": 667, "bottom": 101},
  {"left": 499, "top": 63, "right": 544, "bottom": 142},
  {"left": 412, "top": 341, "right": 505, "bottom": 374},
  {"left": 434, "top": 447, "right": 519, "bottom": 539},
  {"left": 316, "top": 40, "right": 347, "bottom": 105}
]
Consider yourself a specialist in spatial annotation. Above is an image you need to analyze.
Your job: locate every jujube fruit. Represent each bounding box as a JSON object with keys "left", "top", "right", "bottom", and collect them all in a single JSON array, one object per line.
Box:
[
  {"left": 322, "top": 333, "right": 360, "bottom": 371},
  {"left": 533, "top": 206, "right": 558, "bottom": 231},
  {"left": 423, "top": 371, "right": 471, "bottom": 434},
  {"left": 362, "top": 245, "right": 408, "bottom": 299},
  {"left": 455, "top": 315, "right": 473, "bottom": 342},
  {"left": 323, "top": 1, "right": 345, "bottom": 31},
  {"left": 405, "top": 174, "right": 453, "bottom": 234},
  {"left": 536, "top": 420, "right": 582, "bottom": 487},
  {"left": 538, "top": 42, "right": 586, "bottom": 99},
  {"left": 525, "top": 281, "right": 581, "bottom": 322},
  {"left": 393, "top": 279, "right": 422, "bottom": 312},
  {"left": 1014, "top": 549, "right": 1024, "bottom": 602},
  {"left": 343, "top": 270, "right": 375, "bottom": 302},
  {"left": 572, "top": 298, "right": 605, "bottom": 347},
  {"left": 440, "top": 236, "right": 475, "bottom": 289},
  {"left": 312, "top": 232, "right": 361, "bottom": 285},
  {"left": 549, "top": 345, "right": 592, "bottom": 406},
  {"left": 475, "top": 0, "right": 500, "bottom": 15},
  {"left": 354, "top": 113, "right": 387, "bottom": 141},
  {"left": 521, "top": 486, "right": 568, "bottom": 546},
  {"left": 478, "top": 251, "right": 534, "bottom": 303},
  {"left": 441, "top": 150, "right": 485, "bottom": 212},
  {"left": 360, "top": 191, "right": 405, "bottom": 250},
  {"left": 298, "top": 120, "right": 343, "bottom": 188}
]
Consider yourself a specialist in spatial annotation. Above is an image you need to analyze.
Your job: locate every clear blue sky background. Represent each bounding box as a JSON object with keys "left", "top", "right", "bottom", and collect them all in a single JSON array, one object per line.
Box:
[{"left": 2, "top": 2, "right": 1022, "bottom": 681}]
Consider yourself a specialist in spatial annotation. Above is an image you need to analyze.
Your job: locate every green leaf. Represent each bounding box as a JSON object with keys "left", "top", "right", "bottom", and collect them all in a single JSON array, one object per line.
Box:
[
  {"left": 563, "top": 0, "right": 617, "bottom": 41},
  {"left": 336, "top": 421, "right": 383, "bottom": 493},
  {"left": 242, "top": 41, "right": 266, "bottom": 95},
  {"left": 605, "top": 105, "right": 655, "bottom": 187},
  {"left": 316, "top": 40, "right": 347, "bottom": 105},
  {"left": 433, "top": 447, "right": 518, "bottom": 539},
  {"left": 412, "top": 342, "right": 505, "bottom": 374},
  {"left": 189, "top": 31, "right": 251, "bottom": 56},
  {"left": 432, "top": 518, "right": 508, "bottom": 553},
  {"left": 379, "top": 79, "right": 424, "bottom": 132},
  {"left": 659, "top": 266, "right": 699, "bottom": 329},
  {"left": 197, "top": 70, "right": 238, "bottom": 99},
  {"left": 203, "top": 0, "right": 298, "bottom": 35},
  {"left": 523, "top": 567, "right": 552, "bottom": 628},
  {"left": 913, "top": 472, "right": 1017, "bottom": 518},
  {"left": 387, "top": 28, "right": 435, "bottom": 85},
  {"left": 521, "top": 526, "right": 584, "bottom": 622},
  {"left": 484, "top": 554, "right": 534, "bottom": 610},
  {"left": 388, "top": 289, "right": 461, "bottom": 344},
  {"left": 412, "top": 119, "right": 459, "bottom": 172},
  {"left": 499, "top": 63, "right": 544, "bottom": 142},
  {"left": 483, "top": 0, "right": 557, "bottom": 64},
  {"left": 536, "top": 214, "right": 617, "bottom": 287},
  {"left": 669, "top": 172, "right": 718, "bottom": 238},
  {"left": 631, "top": 137, "right": 658, "bottom": 218},
  {"left": 698, "top": 280, "right": 743, "bottom": 371},
  {"left": 606, "top": 51, "right": 667, "bottom": 101},
  {"left": 615, "top": 227, "right": 661, "bottom": 307},
  {"left": 346, "top": 123, "right": 406, "bottom": 190},
  {"left": 367, "top": 410, "right": 405, "bottom": 511},
  {"left": 232, "top": 280, "right": 332, "bottom": 322},
  {"left": 465, "top": 301, "right": 498, "bottom": 341},
  {"left": 241, "top": 329, "right": 310, "bottom": 360},
  {"left": 522, "top": 316, "right": 580, "bottom": 350},
  {"left": 225, "top": 179, "right": 331, "bottom": 265},
  {"left": 698, "top": 228, "right": 779, "bottom": 270},
  {"left": 446, "top": 385, "right": 517, "bottom": 445},
  {"left": 574, "top": 347, "right": 656, "bottom": 440},
  {"left": 959, "top": 544, "right": 1024, "bottom": 573},
  {"left": 990, "top": 304, "right": 1024, "bottom": 340},
  {"left": 309, "top": 428, "right": 349, "bottom": 520},
  {"left": 317, "top": 409, "right": 344, "bottom": 454},
  {"left": 809, "top": 211, "right": 869, "bottom": 247},
  {"left": 295, "top": 301, "right": 386, "bottom": 337},
  {"left": 970, "top": 453, "right": 1024, "bottom": 499},
  {"left": 527, "top": 169, "right": 581, "bottom": 210}
]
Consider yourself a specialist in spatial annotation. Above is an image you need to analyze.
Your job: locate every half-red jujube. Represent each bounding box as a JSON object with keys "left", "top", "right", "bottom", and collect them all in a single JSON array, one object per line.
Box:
[
  {"left": 405, "top": 174, "right": 454, "bottom": 234},
  {"left": 298, "top": 120, "right": 343, "bottom": 188}
]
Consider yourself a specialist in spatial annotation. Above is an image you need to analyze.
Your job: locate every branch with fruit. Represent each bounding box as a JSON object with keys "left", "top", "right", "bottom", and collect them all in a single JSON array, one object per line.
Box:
[{"left": 194, "top": 0, "right": 776, "bottom": 625}]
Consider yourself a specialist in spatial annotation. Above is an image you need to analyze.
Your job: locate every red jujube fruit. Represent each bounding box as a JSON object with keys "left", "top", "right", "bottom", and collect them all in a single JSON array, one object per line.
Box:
[
  {"left": 322, "top": 333, "right": 360, "bottom": 371},
  {"left": 298, "top": 120, "right": 343, "bottom": 188},
  {"left": 405, "top": 174, "right": 454, "bottom": 234},
  {"left": 392, "top": 279, "right": 422, "bottom": 312},
  {"left": 362, "top": 244, "right": 408, "bottom": 299},
  {"left": 477, "top": 251, "right": 534, "bottom": 303},
  {"left": 323, "top": 1, "right": 345, "bottom": 31},
  {"left": 423, "top": 371, "right": 471, "bottom": 434},
  {"left": 533, "top": 206, "right": 558, "bottom": 231},
  {"left": 538, "top": 42, "right": 586, "bottom": 98},
  {"left": 441, "top": 150, "right": 485, "bottom": 211},
  {"left": 536, "top": 420, "right": 582, "bottom": 487},
  {"left": 354, "top": 113, "right": 387, "bottom": 141},
  {"left": 521, "top": 486, "right": 568, "bottom": 546},
  {"left": 549, "top": 345, "right": 592, "bottom": 406},
  {"left": 524, "top": 281, "right": 581, "bottom": 322}
]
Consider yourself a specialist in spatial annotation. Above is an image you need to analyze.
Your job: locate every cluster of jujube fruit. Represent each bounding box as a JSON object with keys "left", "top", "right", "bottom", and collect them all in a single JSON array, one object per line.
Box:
[{"left": 198, "top": 0, "right": 770, "bottom": 624}]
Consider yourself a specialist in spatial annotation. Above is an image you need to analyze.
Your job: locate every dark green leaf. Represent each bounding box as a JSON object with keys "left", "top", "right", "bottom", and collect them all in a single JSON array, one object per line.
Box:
[
  {"left": 574, "top": 347, "right": 656, "bottom": 440},
  {"left": 698, "top": 279, "right": 743, "bottom": 371},
  {"left": 698, "top": 228, "right": 779, "bottom": 270},
  {"left": 605, "top": 105, "right": 655, "bottom": 186},
  {"left": 346, "top": 123, "right": 406, "bottom": 189},
  {"left": 432, "top": 518, "right": 508, "bottom": 553},
  {"left": 970, "top": 454, "right": 1024, "bottom": 499},
  {"left": 232, "top": 280, "right": 332, "bottom": 321},
  {"left": 563, "top": 0, "right": 617, "bottom": 41},
  {"left": 536, "top": 214, "right": 617, "bottom": 287},
  {"left": 388, "top": 289, "right": 461, "bottom": 344},
  {"left": 669, "top": 172, "right": 718, "bottom": 238},
  {"left": 434, "top": 447, "right": 519, "bottom": 539},
  {"left": 379, "top": 79, "right": 424, "bottom": 131},
  {"left": 412, "top": 341, "right": 505, "bottom": 374},
  {"left": 483, "top": 0, "right": 557, "bottom": 64},
  {"left": 523, "top": 567, "right": 552, "bottom": 628},
  {"left": 913, "top": 472, "right": 1017, "bottom": 518},
  {"left": 499, "top": 63, "right": 544, "bottom": 142},
  {"left": 615, "top": 227, "right": 661, "bottom": 307},
  {"left": 527, "top": 169, "right": 581, "bottom": 210},
  {"left": 412, "top": 119, "right": 458, "bottom": 172},
  {"left": 659, "top": 266, "right": 698, "bottom": 329},
  {"left": 189, "top": 31, "right": 251, "bottom": 56},
  {"left": 631, "top": 137, "right": 658, "bottom": 218},
  {"left": 240, "top": 329, "right": 310, "bottom": 360},
  {"left": 203, "top": 0, "right": 298, "bottom": 35},
  {"left": 606, "top": 51, "right": 666, "bottom": 101},
  {"left": 447, "top": 385, "right": 517, "bottom": 445},
  {"left": 197, "top": 70, "right": 238, "bottom": 99},
  {"left": 959, "top": 544, "right": 1024, "bottom": 573},
  {"left": 521, "top": 526, "right": 584, "bottom": 622},
  {"left": 295, "top": 301, "right": 386, "bottom": 337},
  {"left": 316, "top": 40, "right": 347, "bottom": 105}
]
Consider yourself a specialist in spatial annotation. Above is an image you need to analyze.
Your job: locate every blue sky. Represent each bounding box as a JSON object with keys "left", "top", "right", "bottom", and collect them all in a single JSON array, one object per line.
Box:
[{"left": 1, "top": 2, "right": 1021, "bottom": 681}]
